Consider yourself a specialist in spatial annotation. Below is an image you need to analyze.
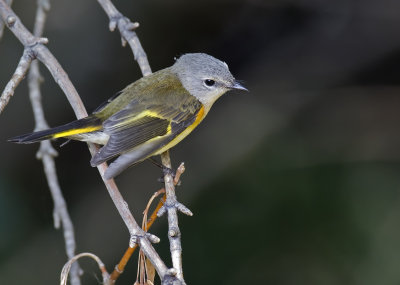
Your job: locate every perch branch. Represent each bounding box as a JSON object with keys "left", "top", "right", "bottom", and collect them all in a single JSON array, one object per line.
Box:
[
  {"left": 110, "top": 163, "right": 185, "bottom": 283},
  {"left": 28, "top": 1, "right": 81, "bottom": 284},
  {"left": 97, "top": 1, "right": 189, "bottom": 284},
  {"left": 0, "top": 0, "right": 168, "bottom": 280},
  {"left": 159, "top": 152, "right": 191, "bottom": 283}
]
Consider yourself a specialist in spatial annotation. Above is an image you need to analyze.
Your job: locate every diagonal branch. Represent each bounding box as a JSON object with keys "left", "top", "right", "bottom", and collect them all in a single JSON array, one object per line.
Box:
[
  {"left": 28, "top": 1, "right": 81, "bottom": 284},
  {"left": 0, "top": 0, "right": 168, "bottom": 280},
  {"left": 0, "top": 48, "right": 32, "bottom": 114},
  {"left": 0, "top": 0, "right": 11, "bottom": 40},
  {"left": 110, "top": 163, "right": 186, "bottom": 283},
  {"left": 96, "top": 0, "right": 152, "bottom": 76},
  {"left": 97, "top": 1, "right": 189, "bottom": 283}
]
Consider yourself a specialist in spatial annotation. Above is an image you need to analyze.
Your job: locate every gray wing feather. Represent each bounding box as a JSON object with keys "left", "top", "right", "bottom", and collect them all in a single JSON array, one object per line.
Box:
[
  {"left": 103, "top": 136, "right": 172, "bottom": 179},
  {"left": 90, "top": 115, "right": 169, "bottom": 166}
]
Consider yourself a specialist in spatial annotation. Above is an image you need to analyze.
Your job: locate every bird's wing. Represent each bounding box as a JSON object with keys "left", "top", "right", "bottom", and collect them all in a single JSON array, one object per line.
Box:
[{"left": 90, "top": 97, "right": 202, "bottom": 167}]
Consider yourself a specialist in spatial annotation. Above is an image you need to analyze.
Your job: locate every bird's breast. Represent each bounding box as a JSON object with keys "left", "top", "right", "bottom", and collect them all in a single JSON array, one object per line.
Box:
[{"left": 153, "top": 105, "right": 206, "bottom": 155}]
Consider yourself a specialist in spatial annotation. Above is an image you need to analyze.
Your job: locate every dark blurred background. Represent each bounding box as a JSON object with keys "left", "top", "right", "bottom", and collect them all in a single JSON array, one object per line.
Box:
[{"left": 1, "top": 0, "right": 400, "bottom": 284}]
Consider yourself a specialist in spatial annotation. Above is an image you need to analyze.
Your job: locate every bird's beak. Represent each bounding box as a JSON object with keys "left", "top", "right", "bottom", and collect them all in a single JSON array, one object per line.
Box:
[{"left": 230, "top": 81, "right": 248, "bottom": 91}]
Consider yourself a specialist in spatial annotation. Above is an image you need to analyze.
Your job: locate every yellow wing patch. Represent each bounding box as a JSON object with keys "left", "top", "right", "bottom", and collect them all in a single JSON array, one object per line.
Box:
[
  {"left": 153, "top": 105, "right": 205, "bottom": 155},
  {"left": 52, "top": 126, "right": 102, "bottom": 138},
  {"left": 117, "top": 110, "right": 160, "bottom": 127}
]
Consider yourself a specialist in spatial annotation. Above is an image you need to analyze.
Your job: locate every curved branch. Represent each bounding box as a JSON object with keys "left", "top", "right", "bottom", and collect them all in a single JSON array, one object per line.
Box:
[
  {"left": 60, "top": 253, "right": 109, "bottom": 285},
  {"left": 0, "top": 0, "right": 168, "bottom": 279}
]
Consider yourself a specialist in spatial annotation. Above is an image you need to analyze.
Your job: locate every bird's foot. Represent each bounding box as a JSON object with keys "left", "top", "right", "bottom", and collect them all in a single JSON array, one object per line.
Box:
[{"left": 149, "top": 157, "right": 181, "bottom": 184}]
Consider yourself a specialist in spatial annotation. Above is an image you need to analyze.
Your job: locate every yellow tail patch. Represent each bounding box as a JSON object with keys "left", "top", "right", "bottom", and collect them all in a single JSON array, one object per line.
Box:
[{"left": 52, "top": 126, "right": 101, "bottom": 138}]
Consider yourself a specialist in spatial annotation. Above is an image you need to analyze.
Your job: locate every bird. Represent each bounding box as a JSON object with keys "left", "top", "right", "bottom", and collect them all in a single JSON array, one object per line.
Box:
[{"left": 9, "top": 53, "right": 247, "bottom": 179}]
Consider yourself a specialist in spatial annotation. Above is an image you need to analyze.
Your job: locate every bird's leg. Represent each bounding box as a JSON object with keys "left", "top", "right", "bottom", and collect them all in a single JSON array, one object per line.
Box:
[{"left": 148, "top": 157, "right": 176, "bottom": 182}]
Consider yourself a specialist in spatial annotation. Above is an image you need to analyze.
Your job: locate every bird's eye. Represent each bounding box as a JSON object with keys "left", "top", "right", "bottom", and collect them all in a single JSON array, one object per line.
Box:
[{"left": 204, "top": 79, "right": 215, "bottom": 87}]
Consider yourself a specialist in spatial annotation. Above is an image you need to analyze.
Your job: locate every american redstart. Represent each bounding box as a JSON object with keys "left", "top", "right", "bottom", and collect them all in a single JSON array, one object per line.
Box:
[{"left": 9, "top": 53, "right": 247, "bottom": 179}]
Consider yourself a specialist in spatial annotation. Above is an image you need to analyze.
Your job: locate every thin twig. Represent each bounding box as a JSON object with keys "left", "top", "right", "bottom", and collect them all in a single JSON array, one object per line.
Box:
[
  {"left": 0, "top": 0, "right": 168, "bottom": 280},
  {"left": 28, "top": 1, "right": 81, "bottom": 284},
  {"left": 60, "top": 253, "right": 109, "bottom": 285},
  {"left": 0, "top": 48, "right": 32, "bottom": 114},
  {"left": 0, "top": 0, "right": 11, "bottom": 40},
  {"left": 159, "top": 153, "right": 191, "bottom": 284},
  {"left": 38, "top": 142, "right": 83, "bottom": 285},
  {"left": 96, "top": 0, "right": 152, "bottom": 76},
  {"left": 110, "top": 192, "right": 165, "bottom": 282},
  {"left": 32, "top": 0, "right": 50, "bottom": 36}
]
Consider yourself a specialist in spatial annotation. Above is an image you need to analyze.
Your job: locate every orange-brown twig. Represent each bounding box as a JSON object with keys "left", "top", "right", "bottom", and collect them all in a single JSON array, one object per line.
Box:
[{"left": 109, "top": 163, "right": 185, "bottom": 283}]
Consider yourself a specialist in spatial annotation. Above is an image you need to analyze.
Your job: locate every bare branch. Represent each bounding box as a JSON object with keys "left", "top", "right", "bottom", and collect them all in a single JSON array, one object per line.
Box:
[
  {"left": 97, "top": 1, "right": 189, "bottom": 283},
  {"left": 0, "top": 48, "right": 32, "bottom": 114},
  {"left": 159, "top": 152, "right": 190, "bottom": 284},
  {"left": 37, "top": 140, "right": 83, "bottom": 285},
  {"left": 27, "top": 2, "right": 82, "bottom": 284},
  {"left": 32, "top": 0, "right": 50, "bottom": 37},
  {"left": 0, "top": 0, "right": 11, "bottom": 40},
  {"left": 96, "top": 1, "right": 190, "bottom": 283},
  {"left": 96, "top": 0, "right": 152, "bottom": 76},
  {"left": 0, "top": 0, "right": 168, "bottom": 280},
  {"left": 60, "top": 253, "right": 109, "bottom": 285},
  {"left": 110, "top": 163, "right": 185, "bottom": 283}
]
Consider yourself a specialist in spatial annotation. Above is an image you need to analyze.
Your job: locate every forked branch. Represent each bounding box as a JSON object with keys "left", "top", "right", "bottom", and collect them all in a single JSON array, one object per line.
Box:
[
  {"left": 1, "top": 0, "right": 191, "bottom": 283},
  {"left": 0, "top": 0, "right": 168, "bottom": 280},
  {"left": 110, "top": 163, "right": 186, "bottom": 283},
  {"left": 97, "top": 1, "right": 189, "bottom": 283}
]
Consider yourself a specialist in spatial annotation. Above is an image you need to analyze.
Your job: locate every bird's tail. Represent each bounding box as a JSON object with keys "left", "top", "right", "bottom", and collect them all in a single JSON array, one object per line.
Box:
[{"left": 9, "top": 116, "right": 102, "bottom": 144}]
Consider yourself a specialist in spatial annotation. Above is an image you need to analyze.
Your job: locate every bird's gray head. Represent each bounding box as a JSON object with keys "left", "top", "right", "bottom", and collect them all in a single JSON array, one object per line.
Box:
[{"left": 171, "top": 53, "right": 247, "bottom": 110}]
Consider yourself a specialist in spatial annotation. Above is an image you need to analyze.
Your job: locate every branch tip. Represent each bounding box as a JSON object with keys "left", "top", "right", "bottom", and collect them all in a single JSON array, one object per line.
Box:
[
  {"left": 176, "top": 203, "right": 193, "bottom": 216},
  {"left": 126, "top": 21, "right": 139, "bottom": 30},
  {"left": 166, "top": 268, "right": 178, "bottom": 276},
  {"left": 146, "top": 233, "right": 161, "bottom": 244},
  {"left": 6, "top": 15, "right": 15, "bottom": 26},
  {"left": 39, "top": 0, "right": 51, "bottom": 11},
  {"left": 37, "top": 37, "right": 49, "bottom": 44},
  {"left": 109, "top": 20, "right": 117, "bottom": 32},
  {"left": 121, "top": 36, "right": 127, "bottom": 47},
  {"left": 168, "top": 229, "right": 179, "bottom": 238}
]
